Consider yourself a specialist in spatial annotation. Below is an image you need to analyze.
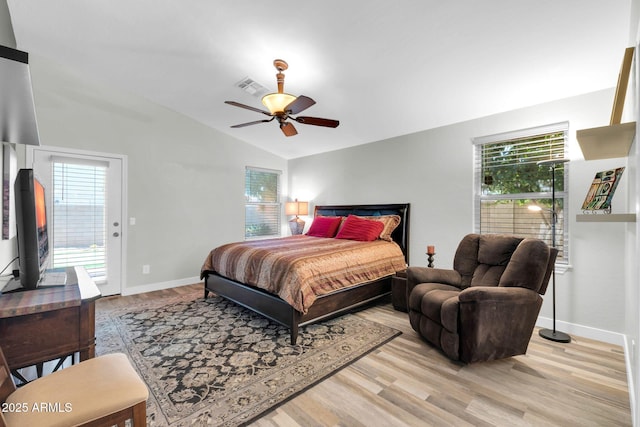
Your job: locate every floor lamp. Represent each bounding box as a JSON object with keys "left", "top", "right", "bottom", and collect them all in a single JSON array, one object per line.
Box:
[{"left": 536, "top": 158, "right": 571, "bottom": 343}]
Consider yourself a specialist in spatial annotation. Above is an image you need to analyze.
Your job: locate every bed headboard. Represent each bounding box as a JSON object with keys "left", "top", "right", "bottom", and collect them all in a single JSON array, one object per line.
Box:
[{"left": 314, "top": 203, "right": 410, "bottom": 262}]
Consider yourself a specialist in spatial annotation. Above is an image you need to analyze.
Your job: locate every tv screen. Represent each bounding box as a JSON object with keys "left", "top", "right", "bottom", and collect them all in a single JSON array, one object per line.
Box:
[{"left": 14, "top": 168, "right": 50, "bottom": 289}]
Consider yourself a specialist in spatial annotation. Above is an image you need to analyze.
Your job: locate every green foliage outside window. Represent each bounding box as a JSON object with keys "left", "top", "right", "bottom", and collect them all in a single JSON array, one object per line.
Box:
[{"left": 481, "top": 132, "right": 565, "bottom": 210}]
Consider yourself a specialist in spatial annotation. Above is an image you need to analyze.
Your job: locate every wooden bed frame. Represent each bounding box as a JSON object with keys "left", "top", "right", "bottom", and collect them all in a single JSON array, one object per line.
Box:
[{"left": 202, "top": 203, "right": 410, "bottom": 344}]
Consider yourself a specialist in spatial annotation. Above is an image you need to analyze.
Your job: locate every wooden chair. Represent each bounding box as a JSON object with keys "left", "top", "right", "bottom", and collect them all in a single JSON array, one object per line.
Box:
[{"left": 0, "top": 347, "right": 148, "bottom": 426}]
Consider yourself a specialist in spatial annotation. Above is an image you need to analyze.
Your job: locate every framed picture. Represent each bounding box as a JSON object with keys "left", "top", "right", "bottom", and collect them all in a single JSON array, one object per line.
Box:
[
  {"left": 581, "top": 167, "right": 625, "bottom": 213},
  {"left": 2, "top": 142, "right": 17, "bottom": 240}
]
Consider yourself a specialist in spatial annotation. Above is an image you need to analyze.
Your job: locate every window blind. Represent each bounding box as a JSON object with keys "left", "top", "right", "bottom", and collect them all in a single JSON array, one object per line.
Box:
[
  {"left": 473, "top": 123, "right": 569, "bottom": 263},
  {"left": 51, "top": 161, "right": 107, "bottom": 278},
  {"left": 245, "top": 167, "right": 281, "bottom": 239}
]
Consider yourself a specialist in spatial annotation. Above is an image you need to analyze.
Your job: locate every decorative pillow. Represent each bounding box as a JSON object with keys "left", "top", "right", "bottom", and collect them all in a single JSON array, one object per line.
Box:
[
  {"left": 306, "top": 216, "right": 343, "bottom": 238},
  {"left": 335, "top": 215, "right": 385, "bottom": 241},
  {"left": 362, "top": 215, "right": 401, "bottom": 241}
]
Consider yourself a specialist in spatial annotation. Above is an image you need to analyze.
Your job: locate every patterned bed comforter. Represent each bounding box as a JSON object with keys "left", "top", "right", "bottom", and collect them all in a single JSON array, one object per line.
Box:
[{"left": 200, "top": 235, "right": 407, "bottom": 314}]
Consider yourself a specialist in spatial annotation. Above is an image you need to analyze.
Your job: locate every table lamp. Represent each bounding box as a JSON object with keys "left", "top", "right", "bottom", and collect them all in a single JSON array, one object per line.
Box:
[{"left": 285, "top": 199, "right": 308, "bottom": 235}]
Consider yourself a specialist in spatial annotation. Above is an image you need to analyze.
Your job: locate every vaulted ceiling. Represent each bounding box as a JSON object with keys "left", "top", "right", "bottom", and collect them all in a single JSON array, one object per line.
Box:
[{"left": 7, "top": 0, "right": 634, "bottom": 159}]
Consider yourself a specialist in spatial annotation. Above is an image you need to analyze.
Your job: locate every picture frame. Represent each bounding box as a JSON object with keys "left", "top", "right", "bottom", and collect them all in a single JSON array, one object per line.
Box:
[
  {"left": 2, "top": 142, "right": 17, "bottom": 239},
  {"left": 581, "top": 167, "right": 625, "bottom": 213}
]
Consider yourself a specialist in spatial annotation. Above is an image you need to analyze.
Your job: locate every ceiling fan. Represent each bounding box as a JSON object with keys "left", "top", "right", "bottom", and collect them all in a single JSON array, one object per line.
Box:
[{"left": 225, "top": 59, "right": 339, "bottom": 137}]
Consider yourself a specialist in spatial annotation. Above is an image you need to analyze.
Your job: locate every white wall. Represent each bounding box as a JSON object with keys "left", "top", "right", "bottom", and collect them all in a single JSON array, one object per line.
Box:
[
  {"left": 289, "top": 88, "right": 631, "bottom": 340},
  {"left": 0, "top": 0, "right": 16, "bottom": 280},
  {"left": 628, "top": 0, "right": 640, "bottom": 423},
  {"left": 9, "top": 55, "right": 287, "bottom": 294},
  {"left": 0, "top": 0, "right": 15, "bottom": 49}
]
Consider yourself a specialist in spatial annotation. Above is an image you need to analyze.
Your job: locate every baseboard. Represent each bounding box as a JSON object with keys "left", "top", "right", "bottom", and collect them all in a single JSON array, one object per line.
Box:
[
  {"left": 121, "top": 276, "right": 202, "bottom": 296},
  {"left": 536, "top": 315, "right": 625, "bottom": 346}
]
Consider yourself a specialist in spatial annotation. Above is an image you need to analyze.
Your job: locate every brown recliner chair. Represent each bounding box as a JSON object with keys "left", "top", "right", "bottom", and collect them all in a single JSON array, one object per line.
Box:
[{"left": 407, "top": 234, "right": 557, "bottom": 363}]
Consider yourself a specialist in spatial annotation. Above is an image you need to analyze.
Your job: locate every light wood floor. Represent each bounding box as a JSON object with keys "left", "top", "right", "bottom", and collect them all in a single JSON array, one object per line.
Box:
[{"left": 97, "top": 284, "right": 632, "bottom": 426}]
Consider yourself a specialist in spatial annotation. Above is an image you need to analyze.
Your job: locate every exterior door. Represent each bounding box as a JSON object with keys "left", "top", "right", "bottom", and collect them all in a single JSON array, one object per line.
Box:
[{"left": 29, "top": 147, "right": 125, "bottom": 296}]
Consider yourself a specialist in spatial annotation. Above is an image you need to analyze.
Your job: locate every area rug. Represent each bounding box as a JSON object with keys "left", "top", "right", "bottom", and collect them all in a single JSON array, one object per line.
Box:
[{"left": 95, "top": 291, "right": 401, "bottom": 426}]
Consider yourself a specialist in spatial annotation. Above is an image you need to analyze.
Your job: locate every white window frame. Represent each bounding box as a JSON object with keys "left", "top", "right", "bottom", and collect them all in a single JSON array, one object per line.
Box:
[{"left": 472, "top": 122, "right": 570, "bottom": 265}]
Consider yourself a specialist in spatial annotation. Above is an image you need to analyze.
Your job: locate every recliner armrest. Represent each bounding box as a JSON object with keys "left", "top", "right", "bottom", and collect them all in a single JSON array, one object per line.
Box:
[
  {"left": 458, "top": 286, "right": 540, "bottom": 303},
  {"left": 457, "top": 285, "right": 543, "bottom": 363},
  {"left": 406, "top": 267, "right": 462, "bottom": 295}
]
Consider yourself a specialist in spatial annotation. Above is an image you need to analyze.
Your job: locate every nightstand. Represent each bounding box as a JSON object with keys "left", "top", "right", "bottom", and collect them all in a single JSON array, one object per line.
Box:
[{"left": 391, "top": 270, "right": 408, "bottom": 312}]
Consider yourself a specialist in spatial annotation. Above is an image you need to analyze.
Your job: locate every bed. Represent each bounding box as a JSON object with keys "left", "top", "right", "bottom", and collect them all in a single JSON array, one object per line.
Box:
[{"left": 200, "top": 203, "right": 410, "bottom": 344}]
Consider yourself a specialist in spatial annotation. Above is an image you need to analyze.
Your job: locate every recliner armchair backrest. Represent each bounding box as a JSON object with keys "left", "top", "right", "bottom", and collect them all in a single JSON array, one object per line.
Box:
[
  {"left": 453, "top": 234, "right": 523, "bottom": 288},
  {"left": 499, "top": 238, "right": 554, "bottom": 293}
]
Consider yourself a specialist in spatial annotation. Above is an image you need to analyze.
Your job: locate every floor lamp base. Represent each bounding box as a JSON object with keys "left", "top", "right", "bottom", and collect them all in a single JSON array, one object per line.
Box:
[{"left": 539, "top": 328, "right": 571, "bottom": 343}]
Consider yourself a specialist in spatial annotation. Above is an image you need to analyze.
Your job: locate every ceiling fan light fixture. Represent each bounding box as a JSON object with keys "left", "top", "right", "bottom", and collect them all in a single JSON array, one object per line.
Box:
[
  {"left": 226, "top": 59, "right": 338, "bottom": 136},
  {"left": 262, "top": 92, "right": 297, "bottom": 114}
]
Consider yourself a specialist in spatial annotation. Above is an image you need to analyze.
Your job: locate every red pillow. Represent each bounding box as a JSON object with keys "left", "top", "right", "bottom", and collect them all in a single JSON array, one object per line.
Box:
[
  {"left": 306, "top": 216, "right": 343, "bottom": 237},
  {"left": 335, "top": 215, "right": 384, "bottom": 241}
]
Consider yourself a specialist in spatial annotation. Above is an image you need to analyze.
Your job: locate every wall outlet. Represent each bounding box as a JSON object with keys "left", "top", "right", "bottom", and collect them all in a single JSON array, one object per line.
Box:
[{"left": 142, "top": 265, "right": 150, "bottom": 274}]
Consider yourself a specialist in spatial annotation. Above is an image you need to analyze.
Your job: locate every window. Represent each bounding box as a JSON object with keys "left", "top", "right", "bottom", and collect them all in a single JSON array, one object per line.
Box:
[
  {"left": 245, "top": 167, "right": 281, "bottom": 239},
  {"left": 51, "top": 159, "right": 108, "bottom": 278},
  {"left": 473, "top": 122, "right": 569, "bottom": 263}
]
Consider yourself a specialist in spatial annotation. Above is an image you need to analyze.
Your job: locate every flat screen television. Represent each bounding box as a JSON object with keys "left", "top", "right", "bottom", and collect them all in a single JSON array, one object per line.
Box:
[{"left": 14, "top": 168, "right": 50, "bottom": 289}]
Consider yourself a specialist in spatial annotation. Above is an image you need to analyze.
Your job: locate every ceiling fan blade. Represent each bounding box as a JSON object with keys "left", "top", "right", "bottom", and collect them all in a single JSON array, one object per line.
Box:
[
  {"left": 231, "top": 118, "right": 274, "bottom": 128},
  {"left": 293, "top": 116, "right": 340, "bottom": 128},
  {"left": 285, "top": 95, "right": 316, "bottom": 114},
  {"left": 225, "top": 101, "right": 272, "bottom": 116},
  {"left": 280, "top": 121, "right": 298, "bottom": 137}
]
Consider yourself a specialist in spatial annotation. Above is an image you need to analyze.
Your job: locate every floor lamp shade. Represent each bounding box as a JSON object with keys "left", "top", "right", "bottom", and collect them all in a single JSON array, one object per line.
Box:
[{"left": 286, "top": 199, "right": 308, "bottom": 235}]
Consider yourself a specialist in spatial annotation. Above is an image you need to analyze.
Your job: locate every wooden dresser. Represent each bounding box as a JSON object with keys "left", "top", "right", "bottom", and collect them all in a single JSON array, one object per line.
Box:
[{"left": 0, "top": 267, "right": 101, "bottom": 375}]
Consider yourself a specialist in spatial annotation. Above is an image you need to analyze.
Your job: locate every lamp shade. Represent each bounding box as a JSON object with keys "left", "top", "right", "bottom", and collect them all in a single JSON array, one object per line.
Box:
[
  {"left": 262, "top": 93, "right": 296, "bottom": 114},
  {"left": 285, "top": 199, "right": 308, "bottom": 216}
]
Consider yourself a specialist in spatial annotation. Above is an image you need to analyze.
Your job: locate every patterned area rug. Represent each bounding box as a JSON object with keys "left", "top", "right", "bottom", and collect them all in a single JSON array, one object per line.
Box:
[{"left": 96, "top": 291, "right": 400, "bottom": 426}]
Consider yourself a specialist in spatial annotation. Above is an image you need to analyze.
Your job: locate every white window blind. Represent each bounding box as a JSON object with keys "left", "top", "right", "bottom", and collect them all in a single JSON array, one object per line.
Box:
[
  {"left": 245, "top": 167, "right": 281, "bottom": 239},
  {"left": 51, "top": 160, "right": 107, "bottom": 278},
  {"left": 473, "top": 123, "right": 569, "bottom": 263}
]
